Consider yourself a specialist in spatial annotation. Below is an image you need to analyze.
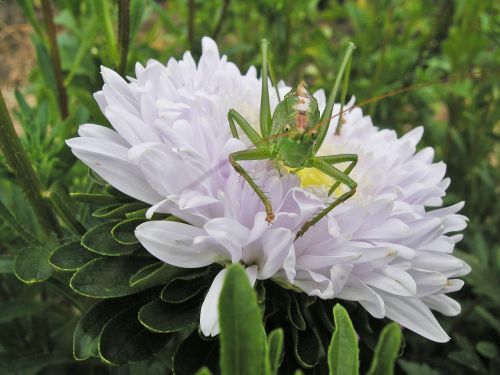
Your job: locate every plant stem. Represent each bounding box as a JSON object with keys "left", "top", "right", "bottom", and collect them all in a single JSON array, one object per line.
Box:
[
  {"left": 188, "top": 0, "right": 196, "bottom": 52},
  {"left": 41, "top": 0, "right": 68, "bottom": 119},
  {"left": 0, "top": 89, "right": 62, "bottom": 238},
  {"left": 118, "top": 0, "right": 130, "bottom": 76},
  {"left": 95, "top": 0, "right": 118, "bottom": 67},
  {"left": 212, "top": 0, "right": 230, "bottom": 40}
]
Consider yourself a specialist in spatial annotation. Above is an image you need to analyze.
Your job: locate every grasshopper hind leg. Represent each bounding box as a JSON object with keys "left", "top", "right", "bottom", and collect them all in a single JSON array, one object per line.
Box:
[{"left": 296, "top": 155, "right": 358, "bottom": 239}]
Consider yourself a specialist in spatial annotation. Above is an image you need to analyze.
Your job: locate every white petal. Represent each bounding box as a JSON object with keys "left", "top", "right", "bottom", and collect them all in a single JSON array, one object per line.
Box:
[
  {"left": 381, "top": 293, "right": 450, "bottom": 342},
  {"left": 338, "top": 275, "right": 385, "bottom": 318},
  {"left": 135, "top": 221, "right": 225, "bottom": 267},
  {"left": 200, "top": 266, "right": 257, "bottom": 337},
  {"left": 422, "top": 294, "right": 461, "bottom": 316},
  {"left": 203, "top": 218, "right": 249, "bottom": 262},
  {"left": 66, "top": 137, "right": 163, "bottom": 204}
]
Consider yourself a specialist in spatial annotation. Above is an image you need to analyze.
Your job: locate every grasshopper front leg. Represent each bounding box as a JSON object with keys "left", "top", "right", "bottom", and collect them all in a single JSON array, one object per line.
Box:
[
  {"left": 296, "top": 156, "right": 357, "bottom": 238},
  {"left": 316, "top": 154, "right": 358, "bottom": 196},
  {"left": 229, "top": 148, "right": 275, "bottom": 223}
]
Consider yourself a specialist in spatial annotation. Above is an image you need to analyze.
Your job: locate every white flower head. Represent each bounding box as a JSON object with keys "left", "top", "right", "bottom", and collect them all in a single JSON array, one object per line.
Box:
[{"left": 67, "top": 37, "right": 470, "bottom": 342}]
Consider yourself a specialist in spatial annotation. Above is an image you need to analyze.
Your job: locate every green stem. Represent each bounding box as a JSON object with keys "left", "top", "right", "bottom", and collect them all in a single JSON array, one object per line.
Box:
[
  {"left": 0, "top": 89, "right": 62, "bottom": 238},
  {"left": 95, "top": 0, "right": 118, "bottom": 66},
  {"left": 188, "top": 0, "right": 196, "bottom": 52},
  {"left": 118, "top": 0, "right": 130, "bottom": 76},
  {"left": 212, "top": 0, "right": 230, "bottom": 40},
  {"left": 41, "top": 0, "right": 69, "bottom": 119}
]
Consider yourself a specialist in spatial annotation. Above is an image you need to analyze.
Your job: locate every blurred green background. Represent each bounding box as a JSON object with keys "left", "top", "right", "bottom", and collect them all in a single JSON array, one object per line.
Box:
[{"left": 0, "top": 0, "right": 499, "bottom": 373}]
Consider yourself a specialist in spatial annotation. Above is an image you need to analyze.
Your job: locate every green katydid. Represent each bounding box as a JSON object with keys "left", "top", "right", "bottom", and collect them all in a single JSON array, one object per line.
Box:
[{"left": 227, "top": 40, "right": 357, "bottom": 238}]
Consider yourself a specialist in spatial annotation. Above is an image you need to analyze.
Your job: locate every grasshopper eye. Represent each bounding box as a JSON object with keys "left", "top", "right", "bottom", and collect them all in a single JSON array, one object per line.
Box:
[{"left": 283, "top": 124, "right": 291, "bottom": 132}]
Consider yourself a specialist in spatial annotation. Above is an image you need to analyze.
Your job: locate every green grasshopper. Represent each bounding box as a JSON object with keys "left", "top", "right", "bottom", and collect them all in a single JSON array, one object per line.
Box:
[{"left": 227, "top": 40, "right": 357, "bottom": 238}]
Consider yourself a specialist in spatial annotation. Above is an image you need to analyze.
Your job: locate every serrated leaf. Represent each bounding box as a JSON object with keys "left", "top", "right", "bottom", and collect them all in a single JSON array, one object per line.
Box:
[
  {"left": 112, "top": 218, "right": 146, "bottom": 244},
  {"left": 219, "top": 264, "right": 269, "bottom": 375},
  {"left": 14, "top": 245, "right": 54, "bottom": 284},
  {"left": 49, "top": 241, "right": 99, "bottom": 271},
  {"left": 328, "top": 304, "right": 359, "bottom": 375},
  {"left": 129, "top": 262, "right": 187, "bottom": 289},
  {"left": 70, "top": 257, "right": 154, "bottom": 298},
  {"left": 81, "top": 221, "right": 139, "bottom": 256},
  {"left": 98, "top": 304, "right": 171, "bottom": 366},
  {"left": 268, "top": 328, "right": 284, "bottom": 375},
  {"left": 138, "top": 298, "right": 200, "bottom": 333},
  {"left": 173, "top": 332, "right": 219, "bottom": 375},
  {"left": 367, "top": 323, "right": 402, "bottom": 375}
]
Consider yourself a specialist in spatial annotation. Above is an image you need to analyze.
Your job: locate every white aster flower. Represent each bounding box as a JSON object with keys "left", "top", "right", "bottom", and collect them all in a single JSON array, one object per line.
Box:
[{"left": 67, "top": 37, "right": 470, "bottom": 342}]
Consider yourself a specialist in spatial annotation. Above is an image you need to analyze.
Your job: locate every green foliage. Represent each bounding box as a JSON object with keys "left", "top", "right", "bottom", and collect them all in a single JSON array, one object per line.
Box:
[
  {"left": 328, "top": 304, "right": 359, "bottom": 375},
  {"left": 219, "top": 264, "right": 269, "bottom": 375},
  {"left": 0, "top": 0, "right": 498, "bottom": 373}
]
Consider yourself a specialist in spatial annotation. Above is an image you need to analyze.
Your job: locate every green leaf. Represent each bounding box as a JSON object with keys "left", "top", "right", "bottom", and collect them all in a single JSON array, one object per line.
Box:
[
  {"left": 73, "top": 291, "right": 157, "bottom": 360},
  {"left": 98, "top": 304, "right": 171, "bottom": 366},
  {"left": 0, "top": 300, "right": 44, "bottom": 323},
  {"left": 173, "top": 332, "right": 219, "bottom": 375},
  {"left": 112, "top": 218, "right": 146, "bottom": 244},
  {"left": 92, "top": 202, "right": 148, "bottom": 219},
  {"left": 129, "top": 262, "right": 187, "bottom": 289},
  {"left": 81, "top": 221, "right": 139, "bottom": 256},
  {"left": 0, "top": 255, "right": 14, "bottom": 274},
  {"left": 367, "top": 323, "right": 402, "bottom": 375},
  {"left": 70, "top": 257, "right": 154, "bottom": 298},
  {"left": 0, "top": 199, "right": 38, "bottom": 245},
  {"left": 287, "top": 293, "right": 306, "bottom": 330},
  {"left": 292, "top": 324, "right": 322, "bottom": 369},
  {"left": 328, "top": 304, "right": 359, "bottom": 375},
  {"left": 268, "top": 328, "right": 284, "bottom": 375},
  {"left": 398, "top": 360, "right": 441, "bottom": 375},
  {"left": 138, "top": 298, "right": 200, "bottom": 333},
  {"left": 161, "top": 268, "right": 210, "bottom": 303},
  {"left": 219, "top": 264, "right": 269, "bottom": 375},
  {"left": 70, "top": 192, "right": 128, "bottom": 205},
  {"left": 49, "top": 241, "right": 99, "bottom": 271},
  {"left": 14, "top": 244, "right": 54, "bottom": 284},
  {"left": 195, "top": 368, "right": 213, "bottom": 375},
  {"left": 476, "top": 341, "right": 497, "bottom": 359}
]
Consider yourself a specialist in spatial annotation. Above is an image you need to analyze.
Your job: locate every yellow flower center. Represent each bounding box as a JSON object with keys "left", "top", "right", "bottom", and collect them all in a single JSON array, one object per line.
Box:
[{"left": 295, "top": 167, "right": 334, "bottom": 188}]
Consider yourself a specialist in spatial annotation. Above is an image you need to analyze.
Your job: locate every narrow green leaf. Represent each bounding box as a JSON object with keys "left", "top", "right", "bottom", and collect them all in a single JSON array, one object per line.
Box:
[
  {"left": 49, "top": 241, "right": 99, "bottom": 271},
  {"left": 367, "top": 323, "right": 402, "bottom": 375},
  {"left": 14, "top": 244, "right": 54, "bottom": 284},
  {"left": 70, "top": 192, "right": 128, "bottom": 205},
  {"left": 70, "top": 257, "right": 153, "bottom": 298},
  {"left": 219, "top": 264, "right": 269, "bottom": 375},
  {"left": 92, "top": 202, "right": 147, "bottom": 219},
  {"left": 81, "top": 221, "right": 139, "bottom": 256},
  {"left": 98, "top": 304, "right": 171, "bottom": 366},
  {"left": 138, "top": 298, "right": 200, "bottom": 333},
  {"left": 328, "top": 304, "right": 359, "bottom": 375},
  {"left": 268, "top": 328, "right": 284, "bottom": 375},
  {"left": 398, "top": 360, "right": 440, "bottom": 375}
]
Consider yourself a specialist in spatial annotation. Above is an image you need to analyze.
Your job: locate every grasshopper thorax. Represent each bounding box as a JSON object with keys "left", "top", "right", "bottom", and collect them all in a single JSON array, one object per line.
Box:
[{"left": 272, "top": 81, "right": 321, "bottom": 168}]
